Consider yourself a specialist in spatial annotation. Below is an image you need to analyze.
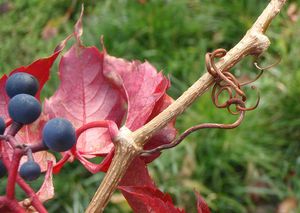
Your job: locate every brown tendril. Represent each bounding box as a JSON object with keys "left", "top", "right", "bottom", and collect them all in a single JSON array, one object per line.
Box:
[
  {"left": 141, "top": 99, "right": 245, "bottom": 156},
  {"left": 241, "top": 57, "right": 281, "bottom": 86},
  {"left": 141, "top": 49, "right": 271, "bottom": 156},
  {"left": 208, "top": 49, "right": 261, "bottom": 113},
  {"left": 240, "top": 70, "right": 264, "bottom": 86},
  {"left": 254, "top": 57, "right": 281, "bottom": 71}
]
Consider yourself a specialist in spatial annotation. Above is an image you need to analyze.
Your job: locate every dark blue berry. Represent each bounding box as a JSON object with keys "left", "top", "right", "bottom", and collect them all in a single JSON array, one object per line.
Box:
[
  {"left": 42, "top": 118, "right": 76, "bottom": 152},
  {"left": 0, "top": 160, "right": 7, "bottom": 178},
  {"left": 19, "top": 161, "right": 41, "bottom": 181},
  {"left": 0, "top": 117, "right": 5, "bottom": 135},
  {"left": 5, "top": 72, "right": 39, "bottom": 98},
  {"left": 8, "top": 94, "right": 41, "bottom": 124}
]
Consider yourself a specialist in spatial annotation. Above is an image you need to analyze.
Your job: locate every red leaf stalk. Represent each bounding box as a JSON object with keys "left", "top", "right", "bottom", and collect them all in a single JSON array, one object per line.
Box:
[{"left": 76, "top": 120, "right": 119, "bottom": 140}]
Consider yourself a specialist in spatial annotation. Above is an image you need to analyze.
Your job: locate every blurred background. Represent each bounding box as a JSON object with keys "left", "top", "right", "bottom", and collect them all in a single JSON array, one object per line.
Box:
[{"left": 0, "top": 0, "right": 300, "bottom": 212}]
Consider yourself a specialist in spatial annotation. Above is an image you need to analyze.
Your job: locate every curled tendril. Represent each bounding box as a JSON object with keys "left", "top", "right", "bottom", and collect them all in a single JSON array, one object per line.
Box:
[
  {"left": 142, "top": 99, "right": 245, "bottom": 156},
  {"left": 240, "top": 57, "right": 280, "bottom": 86},
  {"left": 208, "top": 48, "right": 261, "bottom": 114},
  {"left": 254, "top": 57, "right": 281, "bottom": 71},
  {"left": 141, "top": 48, "right": 273, "bottom": 156}
]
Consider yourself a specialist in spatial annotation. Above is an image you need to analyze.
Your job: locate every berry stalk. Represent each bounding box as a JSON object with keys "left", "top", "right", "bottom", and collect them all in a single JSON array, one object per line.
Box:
[
  {"left": 6, "top": 149, "right": 22, "bottom": 199},
  {"left": 1, "top": 140, "right": 46, "bottom": 212},
  {"left": 17, "top": 177, "right": 48, "bottom": 213},
  {"left": 0, "top": 196, "right": 26, "bottom": 213}
]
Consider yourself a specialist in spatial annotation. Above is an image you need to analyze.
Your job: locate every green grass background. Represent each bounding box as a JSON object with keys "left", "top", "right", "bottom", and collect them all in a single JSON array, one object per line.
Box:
[{"left": 0, "top": 0, "right": 300, "bottom": 212}]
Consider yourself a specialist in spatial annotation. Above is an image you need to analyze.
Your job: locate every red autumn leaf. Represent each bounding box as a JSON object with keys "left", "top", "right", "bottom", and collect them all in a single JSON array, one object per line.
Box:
[
  {"left": 120, "top": 158, "right": 155, "bottom": 187},
  {"left": 195, "top": 192, "right": 211, "bottom": 213},
  {"left": 103, "top": 56, "right": 177, "bottom": 162},
  {"left": 103, "top": 54, "right": 177, "bottom": 164},
  {"left": 44, "top": 8, "right": 125, "bottom": 159},
  {"left": 103, "top": 54, "right": 169, "bottom": 131},
  {"left": 42, "top": 10, "right": 178, "bottom": 213},
  {"left": 142, "top": 94, "right": 177, "bottom": 163},
  {"left": 44, "top": 44, "right": 126, "bottom": 156},
  {"left": 36, "top": 161, "right": 54, "bottom": 202},
  {"left": 119, "top": 185, "right": 185, "bottom": 213},
  {"left": 45, "top": 9, "right": 176, "bottom": 172},
  {"left": 9, "top": 35, "right": 71, "bottom": 100},
  {"left": 41, "top": 10, "right": 178, "bottom": 213},
  {"left": 118, "top": 158, "right": 184, "bottom": 213},
  {"left": 0, "top": 76, "right": 10, "bottom": 121},
  {"left": 118, "top": 158, "right": 155, "bottom": 212}
]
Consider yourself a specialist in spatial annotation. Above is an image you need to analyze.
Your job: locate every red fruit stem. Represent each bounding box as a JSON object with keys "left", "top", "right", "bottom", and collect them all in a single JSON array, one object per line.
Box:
[
  {"left": 0, "top": 196, "right": 6, "bottom": 205},
  {"left": 7, "top": 199, "right": 26, "bottom": 213},
  {"left": 7, "top": 122, "right": 23, "bottom": 137},
  {"left": 1, "top": 140, "right": 47, "bottom": 212},
  {"left": 30, "top": 142, "right": 48, "bottom": 153},
  {"left": 0, "top": 196, "right": 26, "bottom": 213},
  {"left": 16, "top": 177, "right": 48, "bottom": 213},
  {"left": 6, "top": 149, "right": 22, "bottom": 199},
  {"left": 26, "top": 148, "right": 34, "bottom": 162}
]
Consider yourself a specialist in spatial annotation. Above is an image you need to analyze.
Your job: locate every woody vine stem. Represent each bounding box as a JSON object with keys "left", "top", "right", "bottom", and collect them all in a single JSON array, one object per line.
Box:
[{"left": 86, "top": 0, "right": 287, "bottom": 212}]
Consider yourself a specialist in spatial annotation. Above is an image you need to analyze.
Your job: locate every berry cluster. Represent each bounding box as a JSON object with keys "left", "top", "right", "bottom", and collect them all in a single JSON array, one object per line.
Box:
[{"left": 0, "top": 72, "right": 76, "bottom": 181}]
